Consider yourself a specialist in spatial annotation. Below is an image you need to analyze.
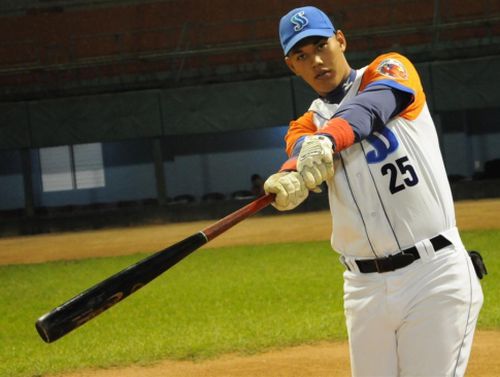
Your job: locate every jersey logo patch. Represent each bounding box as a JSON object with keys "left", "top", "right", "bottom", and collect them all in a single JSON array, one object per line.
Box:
[
  {"left": 376, "top": 58, "right": 408, "bottom": 80},
  {"left": 365, "top": 127, "right": 399, "bottom": 163},
  {"left": 291, "top": 11, "right": 308, "bottom": 32}
]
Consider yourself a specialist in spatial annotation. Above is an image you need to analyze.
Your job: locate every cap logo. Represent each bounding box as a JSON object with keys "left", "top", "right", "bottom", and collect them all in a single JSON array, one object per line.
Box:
[{"left": 290, "top": 11, "right": 308, "bottom": 32}]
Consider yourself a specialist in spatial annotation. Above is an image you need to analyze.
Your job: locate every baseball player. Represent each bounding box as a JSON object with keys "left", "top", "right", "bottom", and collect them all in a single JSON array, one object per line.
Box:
[{"left": 264, "top": 6, "right": 484, "bottom": 376}]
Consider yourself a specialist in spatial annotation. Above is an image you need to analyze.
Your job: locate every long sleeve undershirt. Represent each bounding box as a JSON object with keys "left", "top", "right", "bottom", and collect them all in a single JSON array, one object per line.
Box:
[{"left": 332, "top": 83, "right": 414, "bottom": 143}]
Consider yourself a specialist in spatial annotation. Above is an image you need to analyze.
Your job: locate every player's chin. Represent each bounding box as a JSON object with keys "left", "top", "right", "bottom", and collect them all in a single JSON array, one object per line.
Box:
[{"left": 313, "top": 80, "right": 339, "bottom": 96}]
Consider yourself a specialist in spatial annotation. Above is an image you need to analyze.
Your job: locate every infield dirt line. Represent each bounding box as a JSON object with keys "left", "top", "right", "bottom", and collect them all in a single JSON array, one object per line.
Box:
[{"left": 1, "top": 198, "right": 499, "bottom": 266}]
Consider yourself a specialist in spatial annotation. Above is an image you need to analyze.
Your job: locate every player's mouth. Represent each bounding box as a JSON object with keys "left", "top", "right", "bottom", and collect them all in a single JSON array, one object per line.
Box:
[{"left": 315, "top": 69, "right": 332, "bottom": 80}]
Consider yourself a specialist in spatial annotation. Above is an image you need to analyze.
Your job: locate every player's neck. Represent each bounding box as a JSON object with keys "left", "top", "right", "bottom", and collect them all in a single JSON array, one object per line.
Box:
[{"left": 321, "top": 69, "right": 356, "bottom": 104}]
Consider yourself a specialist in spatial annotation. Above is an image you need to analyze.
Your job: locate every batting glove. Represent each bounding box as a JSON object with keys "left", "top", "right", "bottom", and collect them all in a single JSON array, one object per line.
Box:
[
  {"left": 297, "top": 135, "right": 334, "bottom": 191},
  {"left": 263, "top": 172, "right": 308, "bottom": 211}
]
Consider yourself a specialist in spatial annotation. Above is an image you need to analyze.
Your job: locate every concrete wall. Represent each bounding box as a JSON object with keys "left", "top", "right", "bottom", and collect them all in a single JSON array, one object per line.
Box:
[
  {"left": 0, "top": 149, "right": 24, "bottom": 210},
  {"left": 0, "top": 126, "right": 288, "bottom": 210}
]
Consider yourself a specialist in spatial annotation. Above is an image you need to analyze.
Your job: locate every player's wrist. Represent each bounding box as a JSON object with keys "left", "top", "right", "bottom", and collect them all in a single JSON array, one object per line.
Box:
[
  {"left": 316, "top": 117, "right": 355, "bottom": 152},
  {"left": 279, "top": 156, "right": 297, "bottom": 172}
]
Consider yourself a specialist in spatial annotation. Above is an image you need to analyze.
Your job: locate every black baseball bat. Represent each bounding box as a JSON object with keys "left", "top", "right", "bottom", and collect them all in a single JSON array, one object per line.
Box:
[{"left": 35, "top": 194, "right": 274, "bottom": 343}]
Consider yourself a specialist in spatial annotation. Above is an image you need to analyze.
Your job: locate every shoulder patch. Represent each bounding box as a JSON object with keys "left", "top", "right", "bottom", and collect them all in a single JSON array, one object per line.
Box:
[{"left": 376, "top": 58, "right": 408, "bottom": 80}]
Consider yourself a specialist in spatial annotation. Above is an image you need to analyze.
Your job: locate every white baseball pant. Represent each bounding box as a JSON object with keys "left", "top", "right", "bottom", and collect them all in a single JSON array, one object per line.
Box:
[{"left": 343, "top": 228, "right": 483, "bottom": 377}]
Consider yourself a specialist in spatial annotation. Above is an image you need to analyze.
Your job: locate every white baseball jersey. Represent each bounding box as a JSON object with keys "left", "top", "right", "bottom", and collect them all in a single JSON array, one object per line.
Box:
[{"left": 305, "top": 53, "right": 456, "bottom": 258}]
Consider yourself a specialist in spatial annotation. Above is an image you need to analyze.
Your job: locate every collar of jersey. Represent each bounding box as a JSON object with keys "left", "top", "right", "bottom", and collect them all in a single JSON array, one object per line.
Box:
[{"left": 321, "top": 69, "right": 357, "bottom": 104}]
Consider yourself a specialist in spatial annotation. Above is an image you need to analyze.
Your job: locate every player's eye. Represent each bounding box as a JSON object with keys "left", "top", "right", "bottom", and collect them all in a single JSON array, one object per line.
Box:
[
  {"left": 317, "top": 42, "right": 328, "bottom": 51},
  {"left": 296, "top": 53, "right": 306, "bottom": 61}
]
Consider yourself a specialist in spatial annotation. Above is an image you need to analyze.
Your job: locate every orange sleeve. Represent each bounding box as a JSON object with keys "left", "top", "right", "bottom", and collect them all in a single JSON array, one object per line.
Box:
[
  {"left": 359, "top": 52, "right": 425, "bottom": 120},
  {"left": 284, "top": 111, "right": 317, "bottom": 157}
]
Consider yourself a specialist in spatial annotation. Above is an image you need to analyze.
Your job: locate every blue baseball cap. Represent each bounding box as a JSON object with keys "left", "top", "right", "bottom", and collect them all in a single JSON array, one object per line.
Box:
[{"left": 279, "top": 6, "right": 336, "bottom": 56}]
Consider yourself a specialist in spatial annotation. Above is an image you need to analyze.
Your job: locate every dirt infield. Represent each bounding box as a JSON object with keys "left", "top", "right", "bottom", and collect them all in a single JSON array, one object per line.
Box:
[
  {"left": 55, "top": 331, "right": 499, "bottom": 377},
  {"left": 2, "top": 198, "right": 499, "bottom": 377}
]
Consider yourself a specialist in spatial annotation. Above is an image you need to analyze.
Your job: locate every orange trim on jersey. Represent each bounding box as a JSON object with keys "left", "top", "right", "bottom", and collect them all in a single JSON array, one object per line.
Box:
[
  {"left": 317, "top": 117, "right": 355, "bottom": 152},
  {"left": 359, "top": 52, "right": 426, "bottom": 121},
  {"left": 279, "top": 156, "right": 297, "bottom": 172},
  {"left": 285, "top": 111, "right": 317, "bottom": 157}
]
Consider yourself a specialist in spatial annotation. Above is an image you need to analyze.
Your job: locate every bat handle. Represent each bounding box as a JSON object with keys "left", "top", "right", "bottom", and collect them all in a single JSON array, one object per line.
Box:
[{"left": 202, "top": 194, "right": 274, "bottom": 241}]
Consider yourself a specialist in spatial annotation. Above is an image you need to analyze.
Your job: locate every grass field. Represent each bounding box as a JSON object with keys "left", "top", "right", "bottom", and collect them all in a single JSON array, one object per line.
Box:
[{"left": 0, "top": 230, "right": 498, "bottom": 377}]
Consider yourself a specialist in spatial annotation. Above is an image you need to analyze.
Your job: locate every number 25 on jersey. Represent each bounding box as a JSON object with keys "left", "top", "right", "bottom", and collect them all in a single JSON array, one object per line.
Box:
[{"left": 365, "top": 127, "right": 419, "bottom": 194}]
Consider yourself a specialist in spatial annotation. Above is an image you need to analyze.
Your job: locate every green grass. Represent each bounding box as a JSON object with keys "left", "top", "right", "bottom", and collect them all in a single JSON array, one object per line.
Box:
[
  {"left": 0, "top": 230, "right": 498, "bottom": 377},
  {"left": 461, "top": 230, "right": 500, "bottom": 329}
]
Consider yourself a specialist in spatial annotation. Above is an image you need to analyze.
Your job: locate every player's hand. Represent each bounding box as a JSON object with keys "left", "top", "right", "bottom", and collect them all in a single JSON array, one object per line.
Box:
[
  {"left": 264, "top": 172, "right": 308, "bottom": 211},
  {"left": 297, "top": 135, "right": 334, "bottom": 191}
]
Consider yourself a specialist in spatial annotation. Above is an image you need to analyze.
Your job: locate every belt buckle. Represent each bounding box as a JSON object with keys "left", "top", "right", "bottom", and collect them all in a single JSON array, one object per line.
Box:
[
  {"left": 374, "top": 252, "right": 417, "bottom": 273},
  {"left": 374, "top": 254, "right": 395, "bottom": 273}
]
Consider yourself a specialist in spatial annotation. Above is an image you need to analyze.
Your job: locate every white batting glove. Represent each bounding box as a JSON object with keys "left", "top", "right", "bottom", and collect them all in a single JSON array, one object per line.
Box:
[
  {"left": 297, "top": 135, "right": 334, "bottom": 191},
  {"left": 263, "top": 172, "right": 308, "bottom": 211}
]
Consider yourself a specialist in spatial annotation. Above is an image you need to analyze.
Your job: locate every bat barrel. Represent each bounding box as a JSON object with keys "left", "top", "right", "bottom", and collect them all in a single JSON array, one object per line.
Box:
[{"left": 35, "top": 232, "right": 207, "bottom": 343}]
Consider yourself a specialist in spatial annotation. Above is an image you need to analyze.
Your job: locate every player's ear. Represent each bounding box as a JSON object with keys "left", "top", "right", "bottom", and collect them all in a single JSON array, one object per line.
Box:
[
  {"left": 335, "top": 30, "right": 347, "bottom": 52},
  {"left": 285, "top": 56, "right": 299, "bottom": 76}
]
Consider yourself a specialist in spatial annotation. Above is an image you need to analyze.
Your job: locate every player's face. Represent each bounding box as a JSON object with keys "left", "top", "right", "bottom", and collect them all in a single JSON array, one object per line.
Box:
[{"left": 285, "top": 32, "right": 350, "bottom": 97}]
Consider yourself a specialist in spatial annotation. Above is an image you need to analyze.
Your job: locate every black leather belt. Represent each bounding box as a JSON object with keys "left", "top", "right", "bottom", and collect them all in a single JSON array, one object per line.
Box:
[{"left": 355, "top": 235, "right": 452, "bottom": 273}]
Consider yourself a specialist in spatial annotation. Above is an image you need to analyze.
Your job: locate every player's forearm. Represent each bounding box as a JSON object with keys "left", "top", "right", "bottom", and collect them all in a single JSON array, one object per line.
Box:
[{"left": 318, "top": 85, "right": 413, "bottom": 151}]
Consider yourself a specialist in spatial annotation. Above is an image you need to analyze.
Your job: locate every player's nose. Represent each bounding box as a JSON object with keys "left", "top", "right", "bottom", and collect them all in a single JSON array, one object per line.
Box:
[{"left": 312, "top": 53, "right": 324, "bottom": 67}]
